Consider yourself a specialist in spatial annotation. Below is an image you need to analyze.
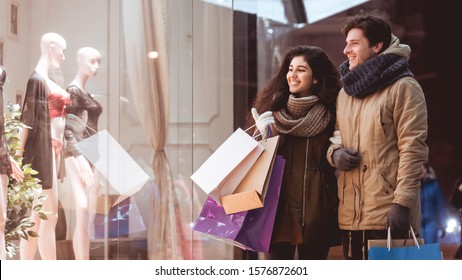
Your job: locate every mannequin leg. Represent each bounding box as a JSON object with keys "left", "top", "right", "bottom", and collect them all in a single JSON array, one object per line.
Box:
[
  {"left": 36, "top": 149, "right": 60, "bottom": 260},
  {"left": 20, "top": 180, "right": 59, "bottom": 260},
  {"left": 0, "top": 175, "right": 8, "bottom": 260},
  {"left": 73, "top": 197, "right": 91, "bottom": 260},
  {"left": 65, "top": 156, "right": 91, "bottom": 260},
  {"left": 36, "top": 187, "right": 58, "bottom": 260},
  {"left": 19, "top": 187, "right": 58, "bottom": 260},
  {"left": 88, "top": 169, "right": 103, "bottom": 233},
  {"left": 19, "top": 198, "right": 41, "bottom": 259}
]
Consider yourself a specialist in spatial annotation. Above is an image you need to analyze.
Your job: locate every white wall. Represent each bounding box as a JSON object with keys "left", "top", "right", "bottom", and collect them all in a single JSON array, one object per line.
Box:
[{"left": 0, "top": 0, "right": 31, "bottom": 105}]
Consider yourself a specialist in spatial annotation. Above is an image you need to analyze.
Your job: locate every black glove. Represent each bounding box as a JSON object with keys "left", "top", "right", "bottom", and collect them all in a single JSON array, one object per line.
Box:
[
  {"left": 388, "top": 203, "right": 410, "bottom": 238},
  {"left": 332, "top": 148, "right": 360, "bottom": 171}
]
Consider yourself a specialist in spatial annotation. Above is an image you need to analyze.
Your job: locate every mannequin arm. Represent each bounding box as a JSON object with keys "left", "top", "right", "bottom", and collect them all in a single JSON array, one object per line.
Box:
[
  {"left": 76, "top": 155, "right": 94, "bottom": 187},
  {"left": 16, "top": 127, "right": 29, "bottom": 157},
  {"left": 9, "top": 157, "right": 24, "bottom": 182},
  {"left": 64, "top": 114, "right": 86, "bottom": 157}
]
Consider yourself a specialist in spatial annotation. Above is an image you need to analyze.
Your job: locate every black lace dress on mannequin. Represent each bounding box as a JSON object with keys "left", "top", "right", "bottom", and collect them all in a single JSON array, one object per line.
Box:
[{"left": 64, "top": 85, "right": 102, "bottom": 158}]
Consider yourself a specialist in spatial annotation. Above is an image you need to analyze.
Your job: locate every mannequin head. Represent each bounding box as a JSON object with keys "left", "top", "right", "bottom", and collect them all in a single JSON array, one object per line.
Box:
[
  {"left": 40, "top": 32, "right": 67, "bottom": 68},
  {"left": 76, "top": 47, "right": 101, "bottom": 77}
]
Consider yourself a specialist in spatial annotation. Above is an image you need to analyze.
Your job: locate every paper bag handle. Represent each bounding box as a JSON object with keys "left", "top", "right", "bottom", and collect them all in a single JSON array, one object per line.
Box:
[
  {"left": 245, "top": 124, "right": 272, "bottom": 141},
  {"left": 387, "top": 226, "right": 420, "bottom": 251}
]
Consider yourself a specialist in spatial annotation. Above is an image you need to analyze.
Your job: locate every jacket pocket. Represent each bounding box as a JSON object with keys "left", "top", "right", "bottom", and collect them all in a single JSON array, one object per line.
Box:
[
  {"left": 375, "top": 106, "right": 388, "bottom": 142},
  {"left": 378, "top": 172, "right": 396, "bottom": 194}
]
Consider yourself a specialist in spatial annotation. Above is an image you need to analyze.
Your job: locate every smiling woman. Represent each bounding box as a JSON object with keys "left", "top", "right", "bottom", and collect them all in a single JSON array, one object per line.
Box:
[{"left": 247, "top": 45, "right": 341, "bottom": 260}]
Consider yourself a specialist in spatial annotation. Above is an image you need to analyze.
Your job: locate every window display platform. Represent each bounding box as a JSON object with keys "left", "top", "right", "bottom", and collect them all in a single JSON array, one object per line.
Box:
[{"left": 57, "top": 238, "right": 148, "bottom": 260}]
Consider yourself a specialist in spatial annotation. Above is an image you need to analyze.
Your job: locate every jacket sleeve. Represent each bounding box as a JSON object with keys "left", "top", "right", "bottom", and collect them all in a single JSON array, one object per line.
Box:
[
  {"left": 326, "top": 95, "right": 343, "bottom": 167},
  {"left": 391, "top": 78, "right": 429, "bottom": 208}
]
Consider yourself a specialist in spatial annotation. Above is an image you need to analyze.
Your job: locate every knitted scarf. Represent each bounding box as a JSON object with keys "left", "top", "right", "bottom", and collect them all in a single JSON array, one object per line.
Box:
[
  {"left": 339, "top": 53, "right": 413, "bottom": 99},
  {"left": 274, "top": 94, "right": 331, "bottom": 137}
]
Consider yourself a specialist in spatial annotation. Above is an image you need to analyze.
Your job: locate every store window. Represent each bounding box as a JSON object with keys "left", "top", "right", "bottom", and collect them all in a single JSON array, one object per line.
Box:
[{"left": 0, "top": 0, "right": 235, "bottom": 260}]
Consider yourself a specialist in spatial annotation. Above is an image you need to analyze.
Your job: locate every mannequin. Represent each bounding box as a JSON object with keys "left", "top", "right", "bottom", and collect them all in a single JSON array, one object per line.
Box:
[
  {"left": 64, "top": 47, "right": 103, "bottom": 260},
  {"left": 18, "top": 32, "right": 69, "bottom": 260},
  {"left": 0, "top": 66, "right": 24, "bottom": 260}
]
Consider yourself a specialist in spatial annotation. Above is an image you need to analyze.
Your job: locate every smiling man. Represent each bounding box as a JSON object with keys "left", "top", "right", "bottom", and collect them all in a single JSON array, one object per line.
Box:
[{"left": 326, "top": 10, "right": 429, "bottom": 260}]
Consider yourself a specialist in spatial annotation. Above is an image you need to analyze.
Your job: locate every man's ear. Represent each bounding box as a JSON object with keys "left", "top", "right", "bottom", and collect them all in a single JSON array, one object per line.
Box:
[{"left": 373, "top": 42, "right": 384, "bottom": 54}]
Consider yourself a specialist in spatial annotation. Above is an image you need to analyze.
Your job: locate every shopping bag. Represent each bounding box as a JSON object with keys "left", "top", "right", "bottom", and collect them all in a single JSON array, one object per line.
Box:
[
  {"left": 221, "top": 135, "right": 280, "bottom": 214},
  {"left": 190, "top": 128, "right": 264, "bottom": 204},
  {"left": 193, "top": 155, "right": 285, "bottom": 252},
  {"left": 93, "top": 196, "right": 146, "bottom": 239},
  {"left": 368, "top": 227, "right": 443, "bottom": 260},
  {"left": 75, "top": 129, "right": 150, "bottom": 206},
  {"left": 234, "top": 155, "right": 285, "bottom": 252}
]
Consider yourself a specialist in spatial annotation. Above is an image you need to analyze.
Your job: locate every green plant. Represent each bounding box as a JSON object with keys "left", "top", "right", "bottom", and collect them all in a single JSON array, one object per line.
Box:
[{"left": 4, "top": 103, "right": 45, "bottom": 258}]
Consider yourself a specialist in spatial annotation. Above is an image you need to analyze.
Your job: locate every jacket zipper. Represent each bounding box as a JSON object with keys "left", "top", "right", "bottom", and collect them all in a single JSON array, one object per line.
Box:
[
  {"left": 359, "top": 165, "right": 367, "bottom": 222},
  {"left": 302, "top": 138, "right": 309, "bottom": 226}
]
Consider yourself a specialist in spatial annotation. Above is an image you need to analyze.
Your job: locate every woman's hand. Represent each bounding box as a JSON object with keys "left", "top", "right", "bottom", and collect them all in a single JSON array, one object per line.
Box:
[{"left": 251, "top": 108, "right": 274, "bottom": 138}]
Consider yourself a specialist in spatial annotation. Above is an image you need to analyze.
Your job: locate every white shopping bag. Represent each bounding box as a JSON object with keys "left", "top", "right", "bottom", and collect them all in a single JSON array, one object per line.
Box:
[
  {"left": 75, "top": 129, "right": 150, "bottom": 206},
  {"left": 190, "top": 128, "right": 264, "bottom": 204},
  {"left": 221, "top": 135, "right": 280, "bottom": 214}
]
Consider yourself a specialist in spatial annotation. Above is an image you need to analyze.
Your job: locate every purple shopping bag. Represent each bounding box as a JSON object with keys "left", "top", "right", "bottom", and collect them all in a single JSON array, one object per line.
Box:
[{"left": 193, "top": 155, "right": 285, "bottom": 252}]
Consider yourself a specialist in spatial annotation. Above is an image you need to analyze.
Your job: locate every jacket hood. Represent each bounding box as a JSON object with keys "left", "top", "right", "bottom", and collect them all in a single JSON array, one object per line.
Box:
[{"left": 382, "top": 34, "right": 411, "bottom": 61}]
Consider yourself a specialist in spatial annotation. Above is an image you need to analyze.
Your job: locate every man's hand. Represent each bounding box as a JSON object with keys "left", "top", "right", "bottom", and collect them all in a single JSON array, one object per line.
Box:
[
  {"left": 332, "top": 148, "right": 360, "bottom": 171},
  {"left": 388, "top": 203, "right": 410, "bottom": 238}
]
